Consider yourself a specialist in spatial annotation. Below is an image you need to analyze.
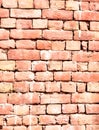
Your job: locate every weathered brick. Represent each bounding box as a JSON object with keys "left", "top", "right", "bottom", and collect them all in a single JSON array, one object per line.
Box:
[
  {"left": 77, "top": 83, "right": 86, "bottom": 93},
  {"left": 89, "top": 41, "right": 99, "bottom": 51},
  {"left": 32, "top": 61, "right": 47, "bottom": 71},
  {"left": 23, "top": 115, "right": 37, "bottom": 125},
  {"left": 16, "top": 61, "right": 31, "bottom": 71},
  {"left": 50, "top": 0, "right": 65, "bottom": 9},
  {"left": 87, "top": 82, "right": 99, "bottom": 92},
  {"left": 56, "top": 115, "right": 69, "bottom": 124},
  {"left": 86, "top": 125, "right": 99, "bottom": 130},
  {"left": 0, "top": 104, "right": 13, "bottom": 115},
  {"left": 86, "top": 104, "right": 99, "bottom": 114},
  {"left": 77, "top": 62, "right": 88, "bottom": 72},
  {"left": 0, "top": 40, "right": 15, "bottom": 49},
  {"left": 0, "top": 72, "right": 14, "bottom": 82},
  {"left": 45, "top": 125, "right": 61, "bottom": 130},
  {"left": 54, "top": 72, "right": 71, "bottom": 81},
  {"left": 37, "top": 40, "right": 52, "bottom": 50},
  {"left": 63, "top": 61, "right": 77, "bottom": 71},
  {"left": 34, "top": 0, "right": 49, "bottom": 9},
  {"left": 88, "top": 62, "right": 99, "bottom": 71},
  {"left": 0, "top": 94, "right": 7, "bottom": 103},
  {"left": 48, "top": 61, "right": 62, "bottom": 71},
  {"left": 66, "top": 1, "right": 79, "bottom": 10},
  {"left": 0, "top": 29, "right": 9, "bottom": 40},
  {"left": 33, "top": 19, "right": 47, "bottom": 29},
  {"left": 7, "top": 116, "right": 22, "bottom": 125},
  {"left": 1, "top": 18, "right": 16, "bottom": 28},
  {"left": 47, "top": 105, "right": 61, "bottom": 114},
  {"left": 45, "top": 82, "right": 60, "bottom": 92},
  {"left": 64, "top": 21, "right": 78, "bottom": 30},
  {"left": 0, "top": 61, "right": 15, "bottom": 71},
  {"left": 62, "top": 104, "right": 77, "bottom": 113},
  {"left": 18, "top": 0, "right": 33, "bottom": 8},
  {"left": 2, "top": 0, "right": 17, "bottom": 8},
  {"left": 14, "top": 126, "right": 26, "bottom": 130},
  {"left": 14, "top": 105, "right": 29, "bottom": 115},
  {"left": 30, "top": 82, "right": 45, "bottom": 92},
  {"left": 62, "top": 125, "right": 85, "bottom": 130},
  {"left": 66, "top": 41, "right": 80, "bottom": 50},
  {"left": 0, "top": 83, "right": 13, "bottom": 93},
  {"left": 48, "top": 20, "right": 63, "bottom": 30}
]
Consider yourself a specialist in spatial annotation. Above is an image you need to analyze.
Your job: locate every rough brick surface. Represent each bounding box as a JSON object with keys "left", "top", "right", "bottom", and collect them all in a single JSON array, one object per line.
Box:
[{"left": 0, "top": 0, "right": 99, "bottom": 130}]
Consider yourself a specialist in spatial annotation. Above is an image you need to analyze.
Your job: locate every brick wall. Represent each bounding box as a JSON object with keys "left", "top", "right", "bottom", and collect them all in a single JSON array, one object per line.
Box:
[{"left": 0, "top": 0, "right": 99, "bottom": 130}]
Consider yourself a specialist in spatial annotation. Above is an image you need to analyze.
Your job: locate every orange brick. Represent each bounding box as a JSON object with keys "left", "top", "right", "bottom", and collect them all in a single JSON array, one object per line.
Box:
[
  {"left": 14, "top": 82, "right": 30, "bottom": 93},
  {"left": 66, "top": 1, "right": 79, "bottom": 10},
  {"left": 48, "top": 20, "right": 63, "bottom": 30},
  {"left": 0, "top": 8, "right": 9, "bottom": 17},
  {"left": 23, "top": 115, "right": 37, "bottom": 125},
  {"left": 0, "top": 94, "right": 7, "bottom": 103},
  {"left": 61, "top": 82, "right": 76, "bottom": 93},
  {"left": 86, "top": 125, "right": 99, "bottom": 130},
  {"left": 18, "top": 0, "right": 33, "bottom": 8},
  {"left": 72, "top": 93, "right": 99, "bottom": 103},
  {"left": 63, "top": 61, "right": 77, "bottom": 71},
  {"left": 47, "top": 105, "right": 61, "bottom": 114},
  {"left": 89, "top": 41, "right": 99, "bottom": 51},
  {"left": 39, "top": 115, "right": 55, "bottom": 125},
  {"left": 33, "top": 19, "right": 47, "bottom": 29},
  {"left": 10, "top": 29, "right": 41, "bottom": 39},
  {"left": 90, "top": 2, "right": 99, "bottom": 10},
  {"left": 16, "top": 19, "right": 32, "bottom": 29},
  {"left": 77, "top": 83, "right": 86, "bottom": 93},
  {"left": 7, "top": 116, "right": 22, "bottom": 125},
  {"left": 1, "top": 18, "right": 16, "bottom": 28},
  {"left": 62, "top": 104, "right": 77, "bottom": 114},
  {"left": 56, "top": 115, "right": 69, "bottom": 124},
  {"left": 87, "top": 82, "right": 99, "bottom": 92},
  {"left": 43, "top": 9, "right": 73, "bottom": 20},
  {"left": 11, "top": 9, "right": 41, "bottom": 18},
  {"left": 62, "top": 125, "right": 85, "bottom": 130},
  {"left": 71, "top": 114, "right": 99, "bottom": 125},
  {"left": 37, "top": 40, "right": 52, "bottom": 50},
  {"left": 35, "top": 72, "right": 53, "bottom": 81},
  {"left": 90, "top": 22, "right": 99, "bottom": 30},
  {"left": 30, "top": 105, "right": 46, "bottom": 115},
  {"left": 0, "top": 104, "right": 13, "bottom": 115},
  {"left": 16, "top": 61, "right": 31, "bottom": 71},
  {"left": 80, "top": 2, "right": 89, "bottom": 10},
  {"left": 14, "top": 105, "right": 29, "bottom": 115},
  {"left": 2, "top": 0, "right": 17, "bottom": 8},
  {"left": 52, "top": 41, "right": 65, "bottom": 50},
  {"left": 0, "top": 72, "right": 14, "bottom": 82},
  {"left": 45, "top": 82, "right": 60, "bottom": 92},
  {"left": 30, "top": 82, "right": 45, "bottom": 92},
  {"left": 32, "top": 61, "right": 47, "bottom": 71},
  {"left": 86, "top": 104, "right": 99, "bottom": 114},
  {"left": 64, "top": 21, "right": 78, "bottom": 30},
  {"left": 43, "top": 30, "right": 72, "bottom": 40},
  {"left": 78, "top": 104, "right": 85, "bottom": 113},
  {"left": 48, "top": 61, "right": 62, "bottom": 71},
  {"left": 80, "top": 22, "right": 88, "bottom": 30},
  {"left": 34, "top": 0, "right": 49, "bottom": 9},
  {"left": 8, "top": 49, "right": 40, "bottom": 60},
  {"left": 0, "top": 40, "right": 15, "bottom": 49},
  {"left": 88, "top": 62, "right": 99, "bottom": 71},
  {"left": 41, "top": 93, "right": 70, "bottom": 104},
  {"left": 54, "top": 72, "right": 71, "bottom": 81},
  {"left": 50, "top": 0, "right": 65, "bottom": 9},
  {"left": 0, "top": 29, "right": 9, "bottom": 40}
]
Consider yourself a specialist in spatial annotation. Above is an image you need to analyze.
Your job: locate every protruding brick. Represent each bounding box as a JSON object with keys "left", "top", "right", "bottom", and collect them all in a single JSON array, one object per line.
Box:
[
  {"left": 18, "top": 0, "right": 33, "bottom": 8},
  {"left": 34, "top": 0, "right": 49, "bottom": 9}
]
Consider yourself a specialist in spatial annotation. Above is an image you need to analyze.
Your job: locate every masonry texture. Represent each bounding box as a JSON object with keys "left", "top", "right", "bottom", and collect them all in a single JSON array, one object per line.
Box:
[{"left": 0, "top": 0, "right": 99, "bottom": 130}]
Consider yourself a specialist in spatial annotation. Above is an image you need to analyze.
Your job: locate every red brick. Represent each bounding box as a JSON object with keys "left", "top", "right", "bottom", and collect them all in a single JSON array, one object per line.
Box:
[
  {"left": 63, "top": 61, "right": 77, "bottom": 71},
  {"left": 86, "top": 104, "right": 99, "bottom": 114},
  {"left": 0, "top": 104, "right": 13, "bottom": 115},
  {"left": 41, "top": 51, "right": 71, "bottom": 60},
  {"left": 74, "top": 31, "right": 99, "bottom": 40},
  {"left": 37, "top": 40, "right": 52, "bottom": 50},
  {"left": 88, "top": 62, "right": 99, "bottom": 71},
  {"left": 78, "top": 104, "right": 85, "bottom": 113},
  {"left": 28, "top": 126, "right": 42, "bottom": 130},
  {"left": 80, "top": 2, "right": 89, "bottom": 10},
  {"left": 90, "top": 22, "right": 99, "bottom": 30},
  {"left": 16, "top": 19, "right": 32, "bottom": 29},
  {"left": 39, "top": 115, "right": 55, "bottom": 125},
  {"left": 41, "top": 93, "right": 70, "bottom": 104},
  {"left": 64, "top": 21, "right": 78, "bottom": 30},
  {"left": 47, "top": 105, "right": 61, "bottom": 114},
  {"left": 32, "top": 61, "right": 47, "bottom": 71},
  {"left": 61, "top": 82, "right": 76, "bottom": 93},
  {"left": 56, "top": 115, "right": 69, "bottom": 124},
  {"left": 48, "top": 61, "right": 62, "bottom": 71},
  {"left": 52, "top": 41, "right": 65, "bottom": 50},
  {"left": 74, "top": 11, "right": 99, "bottom": 21},
  {"left": 14, "top": 105, "right": 29, "bottom": 116},
  {"left": 62, "top": 125, "right": 85, "bottom": 130},
  {"left": 35, "top": 72, "right": 53, "bottom": 81},
  {"left": 11, "top": 9, "right": 41, "bottom": 18},
  {"left": 0, "top": 61, "right": 15, "bottom": 70},
  {"left": 50, "top": 0, "right": 65, "bottom": 9},
  {"left": 48, "top": 20, "right": 63, "bottom": 30},
  {"left": 30, "top": 105, "right": 46, "bottom": 115},
  {"left": 72, "top": 51, "right": 99, "bottom": 62},
  {"left": 43, "top": 30, "right": 72, "bottom": 40},
  {"left": 0, "top": 40, "right": 15, "bottom": 49},
  {"left": 18, "top": 0, "right": 33, "bottom": 8},
  {"left": 0, "top": 94, "right": 7, "bottom": 103},
  {"left": 62, "top": 104, "right": 77, "bottom": 114},
  {"left": 87, "top": 82, "right": 99, "bottom": 92},
  {"left": 54, "top": 72, "right": 71, "bottom": 81},
  {"left": 10, "top": 29, "right": 41, "bottom": 39},
  {"left": 34, "top": 0, "right": 49, "bottom": 9},
  {"left": 0, "top": 72, "right": 14, "bottom": 82},
  {"left": 16, "top": 61, "right": 31, "bottom": 71},
  {"left": 45, "top": 82, "right": 60, "bottom": 92},
  {"left": 23, "top": 115, "right": 37, "bottom": 125},
  {"left": 66, "top": 1, "right": 79, "bottom": 10},
  {"left": 14, "top": 82, "right": 30, "bottom": 93},
  {"left": 2, "top": 0, "right": 17, "bottom": 8},
  {"left": 2, "top": 126, "right": 13, "bottom": 130},
  {"left": 33, "top": 19, "right": 47, "bottom": 29},
  {"left": 77, "top": 63, "right": 88, "bottom": 72},
  {"left": 66, "top": 41, "right": 80, "bottom": 50},
  {"left": 14, "top": 126, "right": 26, "bottom": 130},
  {"left": 72, "top": 93, "right": 99, "bottom": 103},
  {"left": 86, "top": 125, "right": 99, "bottom": 130},
  {"left": 89, "top": 41, "right": 99, "bottom": 51},
  {"left": 80, "top": 22, "right": 88, "bottom": 30},
  {"left": 0, "top": 8, "right": 9, "bottom": 17},
  {"left": 72, "top": 72, "right": 99, "bottom": 82},
  {"left": 90, "top": 2, "right": 99, "bottom": 10},
  {"left": 7, "top": 116, "right": 22, "bottom": 125},
  {"left": 45, "top": 125, "right": 61, "bottom": 130},
  {"left": 15, "top": 72, "right": 34, "bottom": 81},
  {"left": 0, "top": 29, "right": 9, "bottom": 40},
  {"left": 1, "top": 18, "right": 16, "bottom": 28},
  {"left": 8, "top": 49, "right": 40, "bottom": 60},
  {"left": 43, "top": 9, "right": 73, "bottom": 20},
  {"left": 77, "top": 83, "right": 86, "bottom": 93},
  {"left": 30, "top": 82, "right": 45, "bottom": 92},
  {"left": 71, "top": 114, "right": 99, "bottom": 125}
]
